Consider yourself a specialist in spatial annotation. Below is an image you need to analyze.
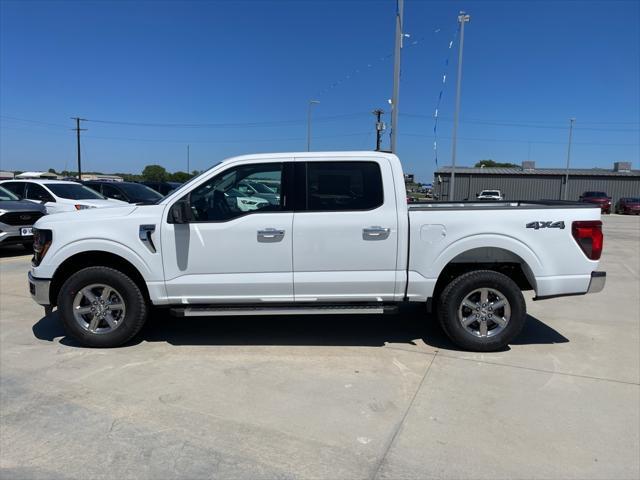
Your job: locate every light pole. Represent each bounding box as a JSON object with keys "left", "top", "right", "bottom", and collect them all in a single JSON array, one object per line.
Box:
[
  {"left": 390, "top": 0, "right": 404, "bottom": 154},
  {"left": 307, "top": 100, "right": 320, "bottom": 151},
  {"left": 563, "top": 118, "right": 576, "bottom": 200},
  {"left": 449, "top": 11, "right": 470, "bottom": 201}
]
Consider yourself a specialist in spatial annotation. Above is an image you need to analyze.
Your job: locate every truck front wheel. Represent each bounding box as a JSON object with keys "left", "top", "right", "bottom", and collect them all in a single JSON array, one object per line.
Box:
[
  {"left": 437, "top": 270, "right": 526, "bottom": 352},
  {"left": 57, "top": 266, "right": 148, "bottom": 348}
]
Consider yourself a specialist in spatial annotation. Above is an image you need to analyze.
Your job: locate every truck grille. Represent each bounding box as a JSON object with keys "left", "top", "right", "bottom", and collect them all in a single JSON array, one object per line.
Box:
[{"left": 0, "top": 211, "right": 44, "bottom": 226}]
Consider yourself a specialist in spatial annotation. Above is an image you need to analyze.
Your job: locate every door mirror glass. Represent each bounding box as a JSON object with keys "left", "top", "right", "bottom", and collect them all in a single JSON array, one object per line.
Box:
[{"left": 168, "top": 199, "right": 192, "bottom": 224}]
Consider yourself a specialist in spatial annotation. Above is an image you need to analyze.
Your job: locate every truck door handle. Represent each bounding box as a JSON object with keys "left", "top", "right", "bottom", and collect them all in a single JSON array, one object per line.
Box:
[
  {"left": 257, "top": 228, "right": 285, "bottom": 243},
  {"left": 362, "top": 226, "right": 390, "bottom": 240}
]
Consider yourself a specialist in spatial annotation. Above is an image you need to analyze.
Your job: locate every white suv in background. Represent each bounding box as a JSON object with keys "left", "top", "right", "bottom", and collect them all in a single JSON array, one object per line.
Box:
[
  {"left": 476, "top": 189, "right": 505, "bottom": 201},
  {"left": 0, "top": 179, "right": 126, "bottom": 214}
]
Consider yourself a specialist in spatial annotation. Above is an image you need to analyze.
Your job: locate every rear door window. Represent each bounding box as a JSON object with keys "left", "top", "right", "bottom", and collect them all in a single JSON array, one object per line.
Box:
[
  {"left": 1, "top": 182, "right": 26, "bottom": 198},
  {"left": 26, "top": 183, "right": 55, "bottom": 202},
  {"left": 303, "top": 161, "right": 383, "bottom": 211},
  {"left": 101, "top": 184, "right": 128, "bottom": 201}
]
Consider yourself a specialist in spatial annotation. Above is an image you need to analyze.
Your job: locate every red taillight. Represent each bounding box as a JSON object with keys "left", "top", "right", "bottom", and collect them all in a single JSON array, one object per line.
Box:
[{"left": 572, "top": 220, "right": 603, "bottom": 260}]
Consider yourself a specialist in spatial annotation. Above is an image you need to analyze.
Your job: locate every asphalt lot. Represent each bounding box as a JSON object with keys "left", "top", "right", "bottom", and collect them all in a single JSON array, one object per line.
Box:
[{"left": 1, "top": 215, "right": 638, "bottom": 480}]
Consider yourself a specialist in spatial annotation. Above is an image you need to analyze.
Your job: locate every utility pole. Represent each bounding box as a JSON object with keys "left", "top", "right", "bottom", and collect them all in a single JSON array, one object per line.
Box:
[
  {"left": 563, "top": 118, "right": 576, "bottom": 200},
  {"left": 448, "top": 11, "right": 470, "bottom": 201},
  {"left": 187, "top": 145, "right": 190, "bottom": 173},
  {"left": 307, "top": 100, "right": 320, "bottom": 151},
  {"left": 373, "top": 109, "right": 385, "bottom": 151},
  {"left": 71, "top": 117, "right": 87, "bottom": 180},
  {"left": 390, "top": 0, "right": 404, "bottom": 154}
]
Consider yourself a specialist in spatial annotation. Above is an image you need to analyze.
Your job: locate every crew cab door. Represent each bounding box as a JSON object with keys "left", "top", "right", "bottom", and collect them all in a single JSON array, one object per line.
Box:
[
  {"left": 161, "top": 160, "right": 294, "bottom": 304},
  {"left": 292, "top": 157, "right": 399, "bottom": 302}
]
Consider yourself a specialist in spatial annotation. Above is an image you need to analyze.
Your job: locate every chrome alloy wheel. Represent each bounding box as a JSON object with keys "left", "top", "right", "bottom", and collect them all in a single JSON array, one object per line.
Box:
[
  {"left": 457, "top": 287, "right": 511, "bottom": 338},
  {"left": 72, "top": 284, "right": 126, "bottom": 334}
]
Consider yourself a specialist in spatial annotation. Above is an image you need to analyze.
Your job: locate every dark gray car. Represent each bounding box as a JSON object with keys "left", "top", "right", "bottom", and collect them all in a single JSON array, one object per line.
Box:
[{"left": 0, "top": 185, "right": 47, "bottom": 250}]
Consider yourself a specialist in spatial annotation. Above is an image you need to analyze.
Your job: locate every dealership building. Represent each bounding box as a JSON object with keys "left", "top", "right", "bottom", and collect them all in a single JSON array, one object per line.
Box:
[{"left": 432, "top": 161, "right": 640, "bottom": 202}]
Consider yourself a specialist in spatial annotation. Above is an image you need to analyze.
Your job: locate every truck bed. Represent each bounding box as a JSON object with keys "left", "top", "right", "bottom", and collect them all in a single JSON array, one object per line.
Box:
[{"left": 405, "top": 200, "right": 602, "bottom": 300}]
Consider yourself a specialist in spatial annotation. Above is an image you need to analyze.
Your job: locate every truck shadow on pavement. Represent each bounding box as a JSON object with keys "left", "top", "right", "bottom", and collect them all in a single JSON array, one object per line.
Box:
[
  {"left": 32, "top": 306, "right": 569, "bottom": 352},
  {"left": 0, "top": 246, "right": 32, "bottom": 258}
]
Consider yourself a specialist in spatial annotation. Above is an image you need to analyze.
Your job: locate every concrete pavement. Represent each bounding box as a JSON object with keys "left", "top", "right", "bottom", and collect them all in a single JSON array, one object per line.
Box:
[{"left": 1, "top": 215, "right": 638, "bottom": 479}]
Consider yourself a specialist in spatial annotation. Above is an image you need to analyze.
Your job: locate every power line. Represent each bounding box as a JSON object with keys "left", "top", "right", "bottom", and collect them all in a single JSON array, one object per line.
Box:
[
  {"left": 4, "top": 113, "right": 637, "bottom": 132},
  {"left": 81, "top": 112, "right": 369, "bottom": 128},
  {"left": 402, "top": 131, "right": 639, "bottom": 146},
  {"left": 0, "top": 115, "right": 70, "bottom": 129},
  {"left": 402, "top": 113, "right": 640, "bottom": 131},
  {"left": 2, "top": 124, "right": 637, "bottom": 147}
]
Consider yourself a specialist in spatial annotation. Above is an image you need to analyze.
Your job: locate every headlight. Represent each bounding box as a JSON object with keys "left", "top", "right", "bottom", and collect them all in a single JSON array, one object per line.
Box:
[
  {"left": 74, "top": 204, "right": 96, "bottom": 210},
  {"left": 0, "top": 209, "right": 7, "bottom": 216},
  {"left": 32, "top": 228, "right": 52, "bottom": 266}
]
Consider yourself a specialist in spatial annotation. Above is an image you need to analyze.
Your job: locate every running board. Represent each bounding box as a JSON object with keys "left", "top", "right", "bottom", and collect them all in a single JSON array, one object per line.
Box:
[{"left": 171, "top": 304, "right": 398, "bottom": 317}]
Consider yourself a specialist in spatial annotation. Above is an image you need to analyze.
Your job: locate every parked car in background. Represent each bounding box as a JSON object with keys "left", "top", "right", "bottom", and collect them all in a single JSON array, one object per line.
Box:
[
  {"left": 615, "top": 197, "right": 640, "bottom": 215},
  {"left": 140, "top": 181, "right": 182, "bottom": 196},
  {"left": 84, "top": 181, "right": 163, "bottom": 205},
  {"left": 476, "top": 190, "right": 504, "bottom": 201},
  {"left": 0, "top": 185, "right": 46, "bottom": 250},
  {"left": 237, "top": 180, "right": 280, "bottom": 205},
  {"left": 225, "top": 187, "right": 270, "bottom": 211},
  {"left": 579, "top": 191, "right": 611, "bottom": 214},
  {"left": 0, "top": 180, "right": 126, "bottom": 214}
]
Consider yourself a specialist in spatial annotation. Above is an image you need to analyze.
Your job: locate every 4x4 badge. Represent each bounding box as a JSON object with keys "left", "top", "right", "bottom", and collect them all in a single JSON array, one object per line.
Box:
[{"left": 526, "top": 221, "right": 565, "bottom": 230}]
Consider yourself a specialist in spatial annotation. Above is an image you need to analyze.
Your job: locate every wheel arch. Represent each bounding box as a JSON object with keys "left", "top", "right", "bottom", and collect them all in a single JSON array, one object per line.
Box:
[
  {"left": 49, "top": 251, "right": 150, "bottom": 306},
  {"left": 431, "top": 246, "right": 537, "bottom": 309}
]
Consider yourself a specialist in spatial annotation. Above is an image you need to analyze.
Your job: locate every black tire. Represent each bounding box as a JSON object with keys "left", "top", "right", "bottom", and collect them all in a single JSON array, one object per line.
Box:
[
  {"left": 57, "top": 266, "right": 148, "bottom": 348},
  {"left": 437, "top": 270, "right": 526, "bottom": 352}
]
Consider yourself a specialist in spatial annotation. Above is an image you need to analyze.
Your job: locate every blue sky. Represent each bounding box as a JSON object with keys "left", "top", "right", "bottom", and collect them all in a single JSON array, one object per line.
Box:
[{"left": 1, "top": 0, "right": 638, "bottom": 182}]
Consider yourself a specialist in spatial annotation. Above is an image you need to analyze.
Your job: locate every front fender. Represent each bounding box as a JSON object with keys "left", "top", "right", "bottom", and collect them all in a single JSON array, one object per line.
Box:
[{"left": 35, "top": 238, "right": 157, "bottom": 281}]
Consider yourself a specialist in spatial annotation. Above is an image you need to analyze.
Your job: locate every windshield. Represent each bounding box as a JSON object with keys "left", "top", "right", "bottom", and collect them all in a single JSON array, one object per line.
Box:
[
  {"left": 118, "top": 183, "right": 163, "bottom": 202},
  {"left": 0, "top": 186, "right": 19, "bottom": 201},
  {"left": 481, "top": 191, "right": 500, "bottom": 196},
  {"left": 47, "top": 183, "right": 105, "bottom": 200}
]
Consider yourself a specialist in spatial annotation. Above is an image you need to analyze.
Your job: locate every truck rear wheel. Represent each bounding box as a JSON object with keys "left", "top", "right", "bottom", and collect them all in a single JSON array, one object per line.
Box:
[
  {"left": 437, "top": 270, "right": 526, "bottom": 352},
  {"left": 57, "top": 266, "right": 148, "bottom": 348}
]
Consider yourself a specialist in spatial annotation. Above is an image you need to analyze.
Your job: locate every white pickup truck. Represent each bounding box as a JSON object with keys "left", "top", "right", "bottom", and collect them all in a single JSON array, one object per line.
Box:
[{"left": 28, "top": 152, "right": 606, "bottom": 351}]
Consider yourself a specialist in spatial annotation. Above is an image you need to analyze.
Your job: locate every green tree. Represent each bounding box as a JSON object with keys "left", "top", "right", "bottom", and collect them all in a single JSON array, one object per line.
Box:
[
  {"left": 47, "top": 168, "right": 57, "bottom": 174},
  {"left": 141, "top": 165, "right": 168, "bottom": 181},
  {"left": 474, "top": 159, "right": 519, "bottom": 168},
  {"left": 169, "top": 171, "right": 192, "bottom": 183}
]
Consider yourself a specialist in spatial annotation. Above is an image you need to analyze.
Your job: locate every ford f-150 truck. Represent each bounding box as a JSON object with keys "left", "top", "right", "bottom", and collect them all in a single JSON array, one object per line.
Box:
[{"left": 28, "top": 152, "right": 606, "bottom": 351}]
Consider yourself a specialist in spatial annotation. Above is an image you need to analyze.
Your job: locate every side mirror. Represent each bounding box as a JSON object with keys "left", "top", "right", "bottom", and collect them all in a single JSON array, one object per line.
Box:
[{"left": 168, "top": 199, "right": 192, "bottom": 224}]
